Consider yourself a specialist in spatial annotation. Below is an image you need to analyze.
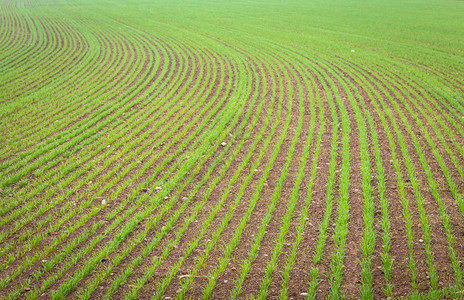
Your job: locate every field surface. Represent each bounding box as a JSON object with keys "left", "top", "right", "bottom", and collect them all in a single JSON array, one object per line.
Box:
[{"left": 1, "top": 0, "right": 464, "bottom": 298}]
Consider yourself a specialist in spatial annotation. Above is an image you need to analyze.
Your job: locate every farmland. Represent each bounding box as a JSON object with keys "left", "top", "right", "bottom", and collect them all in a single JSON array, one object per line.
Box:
[{"left": 1, "top": 0, "right": 464, "bottom": 298}]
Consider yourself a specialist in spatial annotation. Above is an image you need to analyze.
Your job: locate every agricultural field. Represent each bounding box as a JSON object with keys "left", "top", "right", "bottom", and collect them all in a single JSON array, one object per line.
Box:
[{"left": 1, "top": 0, "right": 464, "bottom": 298}]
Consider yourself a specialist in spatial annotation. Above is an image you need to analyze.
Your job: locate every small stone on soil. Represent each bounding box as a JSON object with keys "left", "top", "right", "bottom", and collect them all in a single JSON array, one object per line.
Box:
[
  {"left": 419, "top": 239, "right": 423, "bottom": 243},
  {"left": 155, "top": 186, "right": 162, "bottom": 191},
  {"left": 101, "top": 200, "right": 106, "bottom": 205},
  {"left": 300, "top": 292, "right": 308, "bottom": 296},
  {"left": 221, "top": 142, "right": 227, "bottom": 146},
  {"left": 25, "top": 287, "right": 30, "bottom": 291},
  {"left": 107, "top": 145, "right": 111, "bottom": 148}
]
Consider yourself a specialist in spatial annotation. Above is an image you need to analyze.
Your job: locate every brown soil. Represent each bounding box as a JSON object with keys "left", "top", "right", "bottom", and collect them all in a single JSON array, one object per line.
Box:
[{"left": 2, "top": 9, "right": 464, "bottom": 300}]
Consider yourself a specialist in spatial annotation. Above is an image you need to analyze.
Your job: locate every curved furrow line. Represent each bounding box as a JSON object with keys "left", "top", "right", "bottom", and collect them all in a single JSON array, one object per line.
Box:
[
  {"left": 225, "top": 52, "right": 317, "bottom": 300},
  {"left": 321, "top": 58, "right": 394, "bottom": 298},
  {"left": 242, "top": 53, "right": 332, "bottom": 300},
  {"left": 262, "top": 57, "right": 327, "bottom": 300},
  {"left": 218, "top": 45, "right": 335, "bottom": 300},
  {"left": 379, "top": 68, "right": 464, "bottom": 162},
  {"left": 154, "top": 52, "right": 289, "bottom": 300},
  {"left": 0, "top": 8, "right": 14, "bottom": 48},
  {"left": 339, "top": 59, "right": 462, "bottom": 293},
  {"left": 362, "top": 57, "right": 464, "bottom": 144},
  {"left": 99, "top": 58, "right": 258, "bottom": 299},
  {"left": 185, "top": 40, "right": 323, "bottom": 299},
  {"left": 44, "top": 40, "right": 246, "bottom": 299},
  {"left": 374, "top": 64, "right": 464, "bottom": 136},
  {"left": 1, "top": 1, "right": 462, "bottom": 299},
  {"left": 258, "top": 56, "right": 357, "bottom": 299},
  {"left": 198, "top": 53, "right": 300, "bottom": 299},
  {"left": 0, "top": 15, "right": 74, "bottom": 96},
  {"left": 302, "top": 58, "right": 353, "bottom": 299},
  {"left": 0, "top": 22, "right": 149, "bottom": 187},
  {"left": 0, "top": 6, "right": 34, "bottom": 62},
  {"left": 74, "top": 47, "right": 254, "bottom": 300},
  {"left": 365, "top": 65, "right": 464, "bottom": 222},
  {"left": 368, "top": 70, "right": 459, "bottom": 289},
  {"left": 0, "top": 19, "right": 163, "bottom": 161},
  {"left": 0, "top": 38, "right": 102, "bottom": 157},
  {"left": 0, "top": 21, "right": 134, "bottom": 137},
  {"left": 92, "top": 42, "right": 264, "bottom": 299},
  {"left": 0, "top": 19, "right": 90, "bottom": 148},
  {"left": 340, "top": 61, "right": 436, "bottom": 293},
  {"left": 0, "top": 35, "right": 176, "bottom": 262},
  {"left": 270, "top": 44, "right": 367, "bottom": 298},
  {"left": 0, "top": 23, "right": 123, "bottom": 164},
  {"left": 0, "top": 7, "right": 28, "bottom": 56},
  {"left": 367, "top": 67, "right": 464, "bottom": 282},
  {"left": 265, "top": 60, "right": 337, "bottom": 299},
  {"left": 337, "top": 61, "right": 422, "bottom": 295},
  {"left": 0, "top": 36, "right": 121, "bottom": 189},
  {"left": 0, "top": 13, "right": 133, "bottom": 125},
  {"left": 0, "top": 15, "right": 99, "bottom": 124},
  {"left": 323, "top": 59, "right": 396, "bottom": 297},
  {"left": 0, "top": 33, "right": 193, "bottom": 253},
  {"left": 0, "top": 11, "right": 48, "bottom": 79},
  {"left": 0, "top": 30, "right": 191, "bottom": 229},
  {"left": 400, "top": 60, "right": 464, "bottom": 95},
  {"left": 117, "top": 49, "right": 276, "bottom": 300},
  {"left": 0, "top": 12, "right": 65, "bottom": 74},
  {"left": 6, "top": 32, "right": 239, "bottom": 298},
  {"left": 0, "top": 38, "right": 200, "bottom": 296},
  {"left": 0, "top": 36, "right": 192, "bottom": 296},
  {"left": 0, "top": 15, "right": 89, "bottom": 107},
  {"left": 0, "top": 31, "right": 165, "bottom": 248},
  {"left": 376, "top": 71, "right": 464, "bottom": 213}
]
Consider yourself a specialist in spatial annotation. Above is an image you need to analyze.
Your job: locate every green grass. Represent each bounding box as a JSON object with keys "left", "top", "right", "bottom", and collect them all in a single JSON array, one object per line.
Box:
[{"left": 1, "top": 0, "right": 463, "bottom": 298}]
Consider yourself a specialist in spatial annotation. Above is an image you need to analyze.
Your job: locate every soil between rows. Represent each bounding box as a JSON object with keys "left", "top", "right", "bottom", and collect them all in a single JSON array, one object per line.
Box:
[{"left": 1, "top": 6, "right": 464, "bottom": 299}]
